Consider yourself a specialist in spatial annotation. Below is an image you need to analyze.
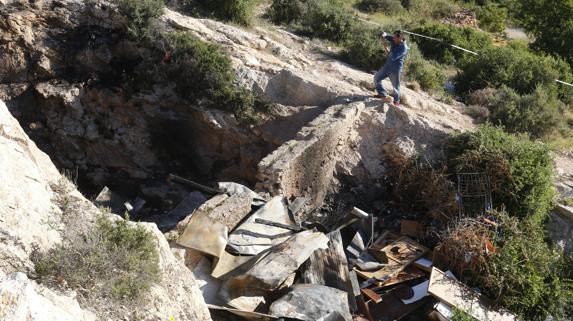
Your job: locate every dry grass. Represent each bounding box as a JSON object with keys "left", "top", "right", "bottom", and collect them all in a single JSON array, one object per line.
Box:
[
  {"left": 384, "top": 145, "right": 459, "bottom": 221},
  {"left": 436, "top": 217, "right": 495, "bottom": 277}
]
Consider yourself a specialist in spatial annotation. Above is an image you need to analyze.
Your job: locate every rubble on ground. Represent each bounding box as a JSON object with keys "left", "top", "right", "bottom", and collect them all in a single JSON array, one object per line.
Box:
[{"left": 160, "top": 175, "right": 519, "bottom": 321}]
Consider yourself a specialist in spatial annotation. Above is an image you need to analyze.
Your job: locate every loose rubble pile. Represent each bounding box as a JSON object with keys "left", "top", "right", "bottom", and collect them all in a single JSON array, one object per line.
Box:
[{"left": 122, "top": 175, "right": 520, "bottom": 321}]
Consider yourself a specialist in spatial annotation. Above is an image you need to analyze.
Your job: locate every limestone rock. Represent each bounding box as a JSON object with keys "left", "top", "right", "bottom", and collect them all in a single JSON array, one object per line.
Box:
[
  {"left": 1, "top": 99, "right": 212, "bottom": 320},
  {"left": 0, "top": 272, "right": 96, "bottom": 321},
  {"left": 0, "top": 100, "right": 61, "bottom": 273}
]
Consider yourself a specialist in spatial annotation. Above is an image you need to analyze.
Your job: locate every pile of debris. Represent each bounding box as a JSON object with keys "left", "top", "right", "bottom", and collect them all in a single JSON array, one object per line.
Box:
[
  {"left": 442, "top": 9, "right": 478, "bottom": 28},
  {"left": 97, "top": 174, "right": 518, "bottom": 321}
]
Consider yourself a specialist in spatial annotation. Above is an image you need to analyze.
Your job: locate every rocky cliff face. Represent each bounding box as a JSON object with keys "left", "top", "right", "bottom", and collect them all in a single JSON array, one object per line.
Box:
[
  {"left": 0, "top": 99, "right": 212, "bottom": 320},
  {"left": 1, "top": 0, "right": 473, "bottom": 202}
]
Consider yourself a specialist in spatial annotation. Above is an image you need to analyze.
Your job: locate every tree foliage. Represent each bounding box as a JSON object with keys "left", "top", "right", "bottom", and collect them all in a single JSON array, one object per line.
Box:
[
  {"left": 454, "top": 44, "right": 573, "bottom": 97},
  {"left": 513, "top": 0, "right": 573, "bottom": 68},
  {"left": 269, "top": 0, "right": 357, "bottom": 42},
  {"left": 410, "top": 23, "right": 493, "bottom": 65}
]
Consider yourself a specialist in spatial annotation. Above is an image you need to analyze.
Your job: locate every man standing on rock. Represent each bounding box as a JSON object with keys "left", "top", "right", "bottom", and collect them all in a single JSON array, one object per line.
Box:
[{"left": 373, "top": 30, "right": 409, "bottom": 106}]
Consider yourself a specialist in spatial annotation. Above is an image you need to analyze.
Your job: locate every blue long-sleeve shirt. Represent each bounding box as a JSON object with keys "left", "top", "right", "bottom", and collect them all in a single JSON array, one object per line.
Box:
[{"left": 383, "top": 35, "right": 408, "bottom": 73}]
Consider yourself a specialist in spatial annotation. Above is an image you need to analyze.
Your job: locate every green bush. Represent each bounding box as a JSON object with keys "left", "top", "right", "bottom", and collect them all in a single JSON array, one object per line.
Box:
[
  {"left": 474, "top": 211, "right": 573, "bottom": 321},
  {"left": 454, "top": 45, "right": 573, "bottom": 97},
  {"left": 410, "top": 23, "right": 493, "bottom": 65},
  {"left": 269, "top": 0, "right": 307, "bottom": 24},
  {"left": 305, "top": 0, "right": 357, "bottom": 42},
  {"left": 446, "top": 125, "right": 555, "bottom": 223},
  {"left": 130, "top": 32, "right": 270, "bottom": 123},
  {"left": 195, "top": 0, "right": 258, "bottom": 25},
  {"left": 406, "top": 0, "right": 461, "bottom": 19},
  {"left": 476, "top": 3, "right": 508, "bottom": 33},
  {"left": 512, "top": 0, "right": 573, "bottom": 68},
  {"left": 269, "top": 0, "right": 356, "bottom": 42},
  {"left": 163, "top": 32, "right": 236, "bottom": 101},
  {"left": 405, "top": 43, "right": 447, "bottom": 91},
  {"left": 484, "top": 85, "right": 564, "bottom": 138},
  {"left": 33, "top": 215, "right": 160, "bottom": 300},
  {"left": 116, "top": 0, "right": 165, "bottom": 40},
  {"left": 356, "top": 0, "right": 404, "bottom": 15},
  {"left": 343, "top": 28, "right": 387, "bottom": 71}
]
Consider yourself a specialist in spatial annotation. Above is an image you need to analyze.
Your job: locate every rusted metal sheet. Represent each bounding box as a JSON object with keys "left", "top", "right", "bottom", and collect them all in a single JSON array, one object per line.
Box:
[
  {"left": 269, "top": 284, "right": 352, "bottom": 321},
  {"left": 220, "top": 230, "right": 329, "bottom": 311},
  {"left": 227, "top": 196, "right": 296, "bottom": 255}
]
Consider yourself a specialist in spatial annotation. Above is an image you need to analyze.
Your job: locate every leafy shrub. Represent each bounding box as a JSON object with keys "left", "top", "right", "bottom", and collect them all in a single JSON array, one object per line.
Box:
[
  {"left": 484, "top": 85, "right": 563, "bottom": 138},
  {"left": 455, "top": 45, "right": 573, "bottom": 97},
  {"left": 131, "top": 32, "right": 271, "bottom": 123},
  {"left": 404, "top": 43, "right": 447, "bottom": 91},
  {"left": 476, "top": 3, "right": 507, "bottom": 34},
  {"left": 33, "top": 214, "right": 160, "bottom": 300},
  {"left": 194, "top": 0, "right": 258, "bottom": 25},
  {"left": 474, "top": 211, "right": 573, "bottom": 321},
  {"left": 162, "top": 32, "right": 236, "bottom": 101},
  {"left": 343, "top": 28, "right": 387, "bottom": 71},
  {"left": 305, "top": 0, "right": 357, "bottom": 42},
  {"left": 116, "top": 0, "right": 165, "bottom": 40},
  {"left": 406, "top": 0, "right": 461, "bottom": 19},
  {"left": 269, "top": 0, "right": 356, "bottom": 42},
  {"left": 269, "top": 0, "right": 307, "bottom": 24},
  {"left": 356, "top": 0, "right": 404, "bottom": 15},
  {"left": 446, "top": 125, "right": 555, "bottom": 222},
  {"left": 410, "top": 23, "right": 493, "bottom": 65}
]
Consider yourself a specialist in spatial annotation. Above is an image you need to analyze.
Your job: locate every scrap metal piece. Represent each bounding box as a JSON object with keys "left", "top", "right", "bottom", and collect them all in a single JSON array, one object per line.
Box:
[
  {"left": 207, "top": 305, "right": 278, "bottom": 321},
  {"left": 177, "top": 192, "right": 252, "bottom": 257},
  {"left": 219, "top": 182, "right": 266, "bottom": 206},
  {"left": 177, "top": 213, "right": 228, "bottom": 258},
  {"left": 269, "top": 284, "right": 352, "bottom": 321},
  {"left": 193, "top": 256, "right": 223, "bottom": 305},
  {"left": 211, "top": 250, "right": 252, "bottom": 279},
  {"left": 227, "top": 196, "right": 295, "bottom": 255},
  {"left": 168, "top": 174, "right": 221, "bottom": 194},
  {"left": 220, "top": 230, "right": 329, "bottom": 311},
  {"left": 300, "top": 230, "right": 355, "bottom": 310}
]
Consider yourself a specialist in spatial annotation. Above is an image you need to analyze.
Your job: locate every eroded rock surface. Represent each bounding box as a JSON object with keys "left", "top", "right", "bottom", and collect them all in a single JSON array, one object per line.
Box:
[{"left": 0, "top": 99, "right": 212, "bottom": 320}]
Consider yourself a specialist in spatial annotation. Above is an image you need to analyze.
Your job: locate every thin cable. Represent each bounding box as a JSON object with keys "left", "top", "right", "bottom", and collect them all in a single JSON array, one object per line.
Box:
[{"left": 357, "top": 17, "right": 570, "bottom": 86}]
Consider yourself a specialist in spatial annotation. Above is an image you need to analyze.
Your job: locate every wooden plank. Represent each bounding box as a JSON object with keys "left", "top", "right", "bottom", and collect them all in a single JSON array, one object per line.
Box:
[
  {"left": 378, "top": 266, "right": 425, "bottom": 288},
  {"left": 428, "top": 267, "right": 517, "bottom": 321},
  {"left": 355, "top": 236, "right": 428, "bottom": 280},
  {"left": 349, "top": 270, "right": 370, "bottom": 319},
  {"left": 361, "top": 288, "right": 382, "bottom": 303},
  {"left": 300, "top": 230, "right": 356, "bottom": 311}
]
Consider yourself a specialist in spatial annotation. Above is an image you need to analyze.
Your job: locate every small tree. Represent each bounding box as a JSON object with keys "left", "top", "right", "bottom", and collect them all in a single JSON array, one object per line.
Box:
[
  {"left": 476, "top": 3, "right": 508, "bottom": 34},
  {"left": 513, "top": 0, "right": 573, "bottom": 68}
]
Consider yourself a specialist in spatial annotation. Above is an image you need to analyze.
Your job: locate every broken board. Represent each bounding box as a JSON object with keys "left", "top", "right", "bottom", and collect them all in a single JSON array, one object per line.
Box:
[
  {"left": 427, "top": 267, "right": 517, "bottom": 321},
  {"left": 355, "top": 236, "right": 428, "bottom": 281}
]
